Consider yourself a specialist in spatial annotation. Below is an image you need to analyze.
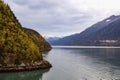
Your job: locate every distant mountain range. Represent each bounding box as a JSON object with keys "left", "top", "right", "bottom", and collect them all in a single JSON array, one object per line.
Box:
[
  {"left": 45, "top": 37, "right": 61, "bottom": 44},
  {"left": 49, "top": 15, "right": 120, "bottom": 46}
]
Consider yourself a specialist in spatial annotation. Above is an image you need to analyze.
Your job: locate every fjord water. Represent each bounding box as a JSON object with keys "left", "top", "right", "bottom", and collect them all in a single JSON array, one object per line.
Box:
[{"left": 0, "top": 46, "right": 120, "bottom": 80}]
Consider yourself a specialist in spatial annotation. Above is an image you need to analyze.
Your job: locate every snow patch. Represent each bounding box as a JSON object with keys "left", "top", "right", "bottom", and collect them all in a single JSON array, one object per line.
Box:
[{"left": 106, "top": 19, "right": 111, "bottom": 22}]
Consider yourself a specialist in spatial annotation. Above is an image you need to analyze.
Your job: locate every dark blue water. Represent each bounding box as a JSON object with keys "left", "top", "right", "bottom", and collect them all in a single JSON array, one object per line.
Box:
[{"left": 0, "top": 46, "right": 120, "bottom": 80}]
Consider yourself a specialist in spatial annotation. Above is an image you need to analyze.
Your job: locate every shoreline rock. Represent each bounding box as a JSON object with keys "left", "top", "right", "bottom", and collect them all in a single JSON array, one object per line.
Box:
[{"left": 0, "top": 60, "right": 52, "bottom": 72}]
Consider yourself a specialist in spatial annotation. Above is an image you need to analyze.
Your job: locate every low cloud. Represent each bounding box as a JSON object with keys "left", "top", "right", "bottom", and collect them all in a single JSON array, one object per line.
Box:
[{"left": 4, "top": 0, "right": 120, "bottom": 37}]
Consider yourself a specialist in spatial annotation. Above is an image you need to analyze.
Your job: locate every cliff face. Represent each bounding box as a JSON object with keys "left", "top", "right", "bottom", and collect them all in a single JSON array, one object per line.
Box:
[
  {"left": 24, "top": 28, "right": 51, "bottom": 52},
  {"left": 0, "top": 0, "right": 51, "bottom": 68}
]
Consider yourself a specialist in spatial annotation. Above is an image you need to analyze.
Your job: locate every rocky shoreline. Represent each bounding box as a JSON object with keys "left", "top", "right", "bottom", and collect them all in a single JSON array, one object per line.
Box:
[{"left": 0, "top": 60, "right": 52, "bottom": 72}]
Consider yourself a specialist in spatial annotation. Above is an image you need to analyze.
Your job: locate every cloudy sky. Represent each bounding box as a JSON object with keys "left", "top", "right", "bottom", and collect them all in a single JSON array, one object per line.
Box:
[{"left": 4, "top": 0, "right": 120, "bottom": 37}]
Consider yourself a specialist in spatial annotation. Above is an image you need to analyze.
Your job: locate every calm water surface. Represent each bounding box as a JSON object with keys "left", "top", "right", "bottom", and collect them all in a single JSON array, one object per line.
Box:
[{"left": 0, "top": 46, "right": 120, "bottom": 80}]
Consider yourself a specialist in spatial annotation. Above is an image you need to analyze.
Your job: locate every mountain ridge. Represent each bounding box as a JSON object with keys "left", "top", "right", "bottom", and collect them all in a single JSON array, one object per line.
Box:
[
  {"left": 50, "top": 15, "right": 120, "bottom": 46},
  {"left": 24, "top": 28, "right": 51, "bottom": 51},
  {"left": 0, "top": 0, "right": 51, "bottom": 71}
]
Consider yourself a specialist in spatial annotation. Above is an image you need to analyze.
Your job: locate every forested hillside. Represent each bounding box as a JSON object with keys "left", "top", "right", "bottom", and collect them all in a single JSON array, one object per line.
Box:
[
  {"left": 0, "top": 0, "right": 51, "bottom": 67},
  {"left": 24, "top": 28, "right": 51, "bottom": 52}
]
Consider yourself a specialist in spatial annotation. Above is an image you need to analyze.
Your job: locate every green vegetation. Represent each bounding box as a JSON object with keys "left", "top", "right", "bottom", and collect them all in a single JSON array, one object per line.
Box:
[
  {"left": 0, "top": 0, "right": 49, "bottom": 66},
  {"left": 24, "top": 28, "right": 51, "bottom": 52}
]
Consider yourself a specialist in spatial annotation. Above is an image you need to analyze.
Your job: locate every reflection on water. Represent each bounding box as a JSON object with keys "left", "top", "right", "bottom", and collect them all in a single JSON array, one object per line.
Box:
[
  {"left": 0, "top": 69, "right": 49, "bottom": 80},
  {"left": 75, "top": 48, "right": 120, "bottom": 66},
  {"left": 0, "top": 46, "right": 120, "bottom": 80},
  {"left": 43, "top": 47, "right": 120, "bottom": 80}
]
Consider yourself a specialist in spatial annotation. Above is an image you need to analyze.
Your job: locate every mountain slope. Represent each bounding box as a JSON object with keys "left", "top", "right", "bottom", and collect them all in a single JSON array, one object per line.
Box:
[
  {"left": 45, "top": 37, "right": 61, "bottom": 45},
  {"left": 51, "top": 15, "right": 120, "bottom": 46},
  {"left": 0, "top": 0, "right": 51, "bottom": 68},
  {"left": 24, "top": 28, "right": 51, "bottom": 51}
]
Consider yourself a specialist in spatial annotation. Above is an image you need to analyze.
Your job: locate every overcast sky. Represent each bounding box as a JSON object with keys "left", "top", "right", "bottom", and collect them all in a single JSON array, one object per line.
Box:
[{"left": 4, "top": 0, "right": 120, "bottom": 37}]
